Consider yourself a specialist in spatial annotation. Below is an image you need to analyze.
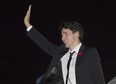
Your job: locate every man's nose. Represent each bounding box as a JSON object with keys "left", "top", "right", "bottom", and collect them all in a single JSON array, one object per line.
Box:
[{"left": 62, "top": 35, "right": 65, "bottom": 41}]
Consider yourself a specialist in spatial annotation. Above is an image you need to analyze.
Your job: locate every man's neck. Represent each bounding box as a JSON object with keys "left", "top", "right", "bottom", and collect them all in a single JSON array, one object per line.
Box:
[{"left": 70, "top": 41, "right": 81, "bottom": 51}]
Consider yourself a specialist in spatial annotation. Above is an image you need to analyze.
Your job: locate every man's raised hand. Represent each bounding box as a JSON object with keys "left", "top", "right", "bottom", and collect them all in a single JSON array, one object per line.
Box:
[{"left": 24, "top": 5, "right": 32, "bottom": 28}]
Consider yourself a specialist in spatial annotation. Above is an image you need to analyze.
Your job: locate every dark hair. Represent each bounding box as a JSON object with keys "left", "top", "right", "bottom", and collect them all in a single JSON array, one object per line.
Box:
[{"left": 59, "top": 21, "right": 84, "bottom": 41}]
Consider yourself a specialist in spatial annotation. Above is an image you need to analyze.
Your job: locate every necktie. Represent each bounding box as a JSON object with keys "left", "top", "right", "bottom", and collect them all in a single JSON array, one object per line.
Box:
[{"left": 66, "top": 51, "right": 75, "bottom": 84}]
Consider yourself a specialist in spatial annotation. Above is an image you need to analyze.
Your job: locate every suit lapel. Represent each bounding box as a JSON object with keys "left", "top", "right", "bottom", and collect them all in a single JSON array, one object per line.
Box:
[{"left": 76, "top": 44, "right": 85, "bottom": 65}]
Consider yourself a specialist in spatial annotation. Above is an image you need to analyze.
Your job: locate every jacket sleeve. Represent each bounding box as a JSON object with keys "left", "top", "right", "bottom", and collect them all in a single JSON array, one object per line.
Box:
[
  {"left": 87, "top": 48, "right": 105, "bottom": 84},
  {"left": 26, "top": 27, "right": 58, "bottom": 57}
]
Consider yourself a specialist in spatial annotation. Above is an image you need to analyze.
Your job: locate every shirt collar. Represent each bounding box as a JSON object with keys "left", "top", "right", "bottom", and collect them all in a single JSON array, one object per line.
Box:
[{"left": 69, "top": 43, "right": 82, "bottom": 54}]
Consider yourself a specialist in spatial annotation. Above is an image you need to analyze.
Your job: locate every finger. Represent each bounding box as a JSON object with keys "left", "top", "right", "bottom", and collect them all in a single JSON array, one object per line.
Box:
[
  {"left": 28, "top": 5, "right": 32, "bottom": 13},
  {"left": 26, "top": 5, "right": 31, "bottom": 17}
]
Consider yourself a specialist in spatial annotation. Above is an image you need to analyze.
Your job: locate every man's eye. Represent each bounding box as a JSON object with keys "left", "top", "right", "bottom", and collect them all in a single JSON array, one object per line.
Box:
[{"left": 65, "top": 33, "right": 69, "bottom": 36}]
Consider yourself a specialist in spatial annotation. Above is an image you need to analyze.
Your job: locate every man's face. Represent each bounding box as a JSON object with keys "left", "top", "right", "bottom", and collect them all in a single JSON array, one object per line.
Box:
[{"left": 61, "top": 28, "right": 79, "bottom": 49}]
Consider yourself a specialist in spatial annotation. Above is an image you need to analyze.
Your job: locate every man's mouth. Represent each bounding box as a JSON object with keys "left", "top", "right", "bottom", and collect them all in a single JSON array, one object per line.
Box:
[{"left": 64, "top": 42, "right": 68, "bottom": 45}]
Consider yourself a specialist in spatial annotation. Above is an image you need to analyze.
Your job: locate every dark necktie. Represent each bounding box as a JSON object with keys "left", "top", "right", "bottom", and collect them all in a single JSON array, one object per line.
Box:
[{"left": 66, "top": 51, "right": 75, "bottom": 84}]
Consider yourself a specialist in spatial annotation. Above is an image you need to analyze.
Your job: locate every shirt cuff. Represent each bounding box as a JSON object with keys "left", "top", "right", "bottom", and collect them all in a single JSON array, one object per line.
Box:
[{"left": 26, "top": 25, "right": 33, "bottom": 32}]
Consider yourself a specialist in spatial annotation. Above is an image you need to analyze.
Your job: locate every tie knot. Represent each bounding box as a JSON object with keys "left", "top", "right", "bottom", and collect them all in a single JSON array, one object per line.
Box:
[{"left": 70, "top": 51, "right": 75, "bottom": 57}]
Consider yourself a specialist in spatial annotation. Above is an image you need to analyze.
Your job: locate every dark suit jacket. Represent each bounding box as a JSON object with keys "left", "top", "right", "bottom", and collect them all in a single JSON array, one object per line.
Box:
[{"left": 27, "top": 27, "right": 105, "bottom": 84}]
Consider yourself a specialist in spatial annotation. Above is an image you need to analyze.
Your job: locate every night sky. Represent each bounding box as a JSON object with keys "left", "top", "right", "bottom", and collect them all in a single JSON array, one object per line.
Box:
[{"left": 0, "top": 0, "right": 116, "bottom": 84}]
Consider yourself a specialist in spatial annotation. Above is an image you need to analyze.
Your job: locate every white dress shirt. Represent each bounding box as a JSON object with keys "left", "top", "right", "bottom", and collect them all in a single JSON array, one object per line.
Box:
[{"left": 60, "top": 43, "right": 82, "bottom": 84}]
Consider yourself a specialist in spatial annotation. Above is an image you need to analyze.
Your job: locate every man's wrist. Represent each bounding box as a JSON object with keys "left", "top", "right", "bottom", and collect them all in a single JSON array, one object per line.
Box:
[{"left": 26, "top": 25, "right": 33, "bottom": 32}]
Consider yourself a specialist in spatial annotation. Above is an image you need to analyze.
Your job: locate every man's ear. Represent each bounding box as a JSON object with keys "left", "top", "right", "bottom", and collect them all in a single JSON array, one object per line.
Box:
[{"left": 74, "top": 31, "right": 79, "bottom": 38}]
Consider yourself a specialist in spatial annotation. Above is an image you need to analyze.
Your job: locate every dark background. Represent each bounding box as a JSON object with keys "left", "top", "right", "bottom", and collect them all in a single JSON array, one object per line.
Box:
[{"left": 0, "top": 0, "right": 116, "bottom": 84}]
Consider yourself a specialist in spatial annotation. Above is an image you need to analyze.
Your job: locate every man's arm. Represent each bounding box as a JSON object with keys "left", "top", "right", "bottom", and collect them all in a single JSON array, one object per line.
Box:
[
  {"left": 88, "top": 48, "right": 105, "bottom": 84},
  {"left": 24, "top": 5, "right": 58, "bottom": 57},
  {"left": 27, "top": 27, "right": 58, "bottom": 57}
]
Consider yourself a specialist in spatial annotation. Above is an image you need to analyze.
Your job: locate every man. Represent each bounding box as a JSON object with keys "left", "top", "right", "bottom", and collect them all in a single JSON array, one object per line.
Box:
[{"left": 24, "top": 5, "right": 105, "bottom": 84}]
